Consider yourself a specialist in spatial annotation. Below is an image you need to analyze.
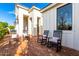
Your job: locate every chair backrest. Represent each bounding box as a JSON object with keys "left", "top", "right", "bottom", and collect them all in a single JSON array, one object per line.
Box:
[
  {"left": 43, "top": 30, "right": 49, "bottom": 37},
  {"left": 53, "top": 30, "right": 62, "bottom": 39}
]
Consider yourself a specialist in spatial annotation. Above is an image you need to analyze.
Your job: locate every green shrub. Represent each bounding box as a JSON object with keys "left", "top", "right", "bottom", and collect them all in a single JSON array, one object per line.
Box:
[
  {"left": 0, "top": 22, "right": 9, "bottom": 40},
  {"left": 8, "top": 25, "right": 15, "bottom": 30},
  {"left": 0, "top": 21, "right": 14, "bottom": 40},
  {"left": 0, "top": 30, "right": 4, "bottom": 40},
  {"left": 3, "top": 28, "right": 9, "bottom": 35}
]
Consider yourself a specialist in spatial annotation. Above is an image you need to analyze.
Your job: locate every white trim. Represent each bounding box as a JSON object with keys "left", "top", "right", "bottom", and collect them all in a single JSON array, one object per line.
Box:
[{"left": 41, "top": 3, "right": 57, "bottom": 12}]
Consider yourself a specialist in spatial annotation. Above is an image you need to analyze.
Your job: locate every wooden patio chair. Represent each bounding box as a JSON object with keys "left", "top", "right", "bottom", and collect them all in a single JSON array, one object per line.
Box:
[
  {"left": 37, "top": 30, "right": 49, "bottom": 45},
  {"left": 47, "top": 30, "right": 62, "bottom": 52}
]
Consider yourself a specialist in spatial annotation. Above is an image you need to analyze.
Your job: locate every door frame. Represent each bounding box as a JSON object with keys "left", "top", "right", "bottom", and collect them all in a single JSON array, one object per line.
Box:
[{"left": 37, "top": 17, "right": 40, "bottom": 37}]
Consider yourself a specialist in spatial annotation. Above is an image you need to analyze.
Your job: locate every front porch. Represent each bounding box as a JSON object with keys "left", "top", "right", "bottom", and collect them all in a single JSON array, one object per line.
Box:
[
  {"left": 27, "top": 37, "right": 79, "bottom": 56},
  {"left": 0, "top": 35, "right": 79, "bottom": 56}
]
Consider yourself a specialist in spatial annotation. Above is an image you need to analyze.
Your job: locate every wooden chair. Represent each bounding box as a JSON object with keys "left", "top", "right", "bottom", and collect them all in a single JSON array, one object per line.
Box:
[
  {"left": 47, "top": 30, "right": 62, "bottom": 52},
  {"left": 37, "top": 30, "right": 49, "bottom": 45}
]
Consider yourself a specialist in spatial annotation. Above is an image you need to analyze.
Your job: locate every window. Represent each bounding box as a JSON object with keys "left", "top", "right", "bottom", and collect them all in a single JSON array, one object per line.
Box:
[{"left": 57, "top": 3, "right": 72, "bottom": 30}]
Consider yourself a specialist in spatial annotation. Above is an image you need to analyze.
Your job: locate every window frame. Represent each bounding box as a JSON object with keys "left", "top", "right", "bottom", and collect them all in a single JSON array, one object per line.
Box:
[{"left": 57, "top": 3, "right": 72, "bottom": 30}]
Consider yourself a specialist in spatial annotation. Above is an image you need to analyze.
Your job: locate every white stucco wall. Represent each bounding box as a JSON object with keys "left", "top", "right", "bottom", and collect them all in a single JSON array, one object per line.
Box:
[
  {"left": 42, "top": 3, "right": 79, "bottom": 51},
  {"left": 15, "top": 5, "right": 43, "bottom": 36},
  {"left": 29, "top": 9, "right": 43, "bottom": 36},
  {"left": 43, "top": 8, "right": 56, "bottom": 38},
  {"left": 73, "top": 3, "right": 79, "bottom": 51},
  {"left": 15, "top": 7, "right": 29, "bottom": 36},
  {"left": 15, "top": 6, "right": 19, "bottom": 34}
]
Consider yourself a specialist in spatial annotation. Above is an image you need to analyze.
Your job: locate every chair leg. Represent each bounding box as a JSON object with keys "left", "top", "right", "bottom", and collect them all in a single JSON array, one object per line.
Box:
[
  {"left": 41, "top": 39, "right": 43, "bottom": 44},
  {"left": 47, "top": 41, "right": 52, "bottom": 48},
  {"left": 56, "top": 44, "right": 59, "bottom": 52},
  {"left": 59, "top": 43, "right": 62, "bottom": 51},
  {"left": 41, "top": 39, "right": 47, "bottom": 45},
  {"left": 56, "top": 43, "right": 62, "bottom": 52},
  {"left": 41, "top": 40, "right": 45, "bottom": 45}
]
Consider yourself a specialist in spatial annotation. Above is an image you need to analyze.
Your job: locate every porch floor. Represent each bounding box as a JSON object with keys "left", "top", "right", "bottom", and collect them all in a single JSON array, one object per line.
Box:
[
  {"left": 0, "top": 35, "right": 79, "bottom": 56},
  {"left": 27, "top": 37, "right": 79, "bottom": 56}
]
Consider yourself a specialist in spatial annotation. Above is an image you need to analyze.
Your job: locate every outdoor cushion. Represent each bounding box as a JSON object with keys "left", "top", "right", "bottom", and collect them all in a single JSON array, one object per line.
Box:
[
  {"left": 38, "top": 35, "right": 46, "bottom": 39},
  {"left": 49, "top": 37, "right": 59, "bottom": 43},
  {"left": 43, "top": 35, "right": 46, "bottom": 37},
  {"left": 39, "top": 36, "right": 42, "bottom": 39},
  {"left": 43, "top": 35, "right": 47, "bottom": 39}
]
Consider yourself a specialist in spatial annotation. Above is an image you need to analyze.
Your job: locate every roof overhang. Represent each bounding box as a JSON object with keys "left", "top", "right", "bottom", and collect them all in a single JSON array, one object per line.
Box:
[
  {"left": 15, "top": 4, "right": 41, "bottom": 13},
  {"left": 40, "top": 3, "right": 63, "bottom": 13},
  {"left": 29, "top": 6, "right": 40, "bottom": 12},
  {"left": 15, "top": 3, "right": 65, "bottom": 13},
  {"left": 16, "top": 4, "right": 29, "bottom": 11}
]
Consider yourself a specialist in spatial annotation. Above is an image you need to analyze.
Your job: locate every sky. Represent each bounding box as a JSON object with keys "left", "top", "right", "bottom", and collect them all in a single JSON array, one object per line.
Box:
[{"left": 0, "top": 3, "right": 49, "bottom": 25}]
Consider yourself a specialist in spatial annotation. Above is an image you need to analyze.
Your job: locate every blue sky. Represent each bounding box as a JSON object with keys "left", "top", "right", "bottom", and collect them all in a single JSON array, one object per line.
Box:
[{"left": 0, "top": 3, "right": 49, "bottom": 25}]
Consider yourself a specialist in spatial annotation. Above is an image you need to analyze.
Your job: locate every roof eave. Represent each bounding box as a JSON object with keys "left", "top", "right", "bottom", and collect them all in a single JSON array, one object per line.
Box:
[
  {"left": 29, "top": 6, "right": 41, "bottom": 12},
  {"left": 40, "top": 3, "right": 63, "bottom": 13},
  {"left": 16, "top": 4, "right": 29, "bottom": 11}
]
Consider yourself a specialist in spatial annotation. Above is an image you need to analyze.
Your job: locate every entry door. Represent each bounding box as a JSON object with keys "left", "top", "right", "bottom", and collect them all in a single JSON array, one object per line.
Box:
[
  {"left": 37, "top": 17, "right": 40, "bottom": 37},
  {"left": 23, "top": 15, "right": 28, "bottom": 34}
]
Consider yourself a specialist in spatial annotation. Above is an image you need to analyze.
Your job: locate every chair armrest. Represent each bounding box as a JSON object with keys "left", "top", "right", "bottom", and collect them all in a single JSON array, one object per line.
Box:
[
  {"left": 57, "top": 39, "right": 61, "bottom": 43},
  {"left": 38, "top": 35, "right": 43, "bottom": 39},
  {"left": 58, "top": 39, "right": 61, "bottom": 41}
]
